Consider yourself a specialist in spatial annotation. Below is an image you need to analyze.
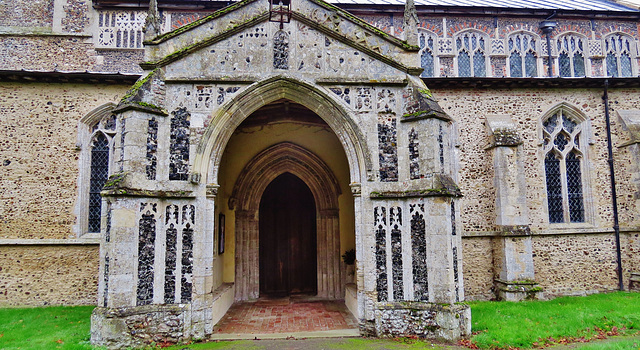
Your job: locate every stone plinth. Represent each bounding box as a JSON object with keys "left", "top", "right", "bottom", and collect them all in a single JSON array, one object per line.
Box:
[
  {"left": 91, "top": 304, "right": 191, "bottom": 349},
  {"left": 494, "top": 279, "right": 543, "bottom": 301},
  {"left": 372, "top": 302, "right": 471, "bottom": 341}
]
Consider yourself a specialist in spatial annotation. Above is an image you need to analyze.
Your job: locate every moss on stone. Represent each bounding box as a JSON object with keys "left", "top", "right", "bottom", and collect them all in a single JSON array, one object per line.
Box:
[{"left": 148, "top": 0, "right": 261, "bottom": 44}]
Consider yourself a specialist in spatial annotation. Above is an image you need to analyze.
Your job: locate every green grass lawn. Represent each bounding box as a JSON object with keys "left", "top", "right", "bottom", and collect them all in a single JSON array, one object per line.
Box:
[
  {"left": 0, "top": 305, "right": 96, "bottom": 350},
  {"left": 469, "top": 292, "right": 640, "bottom": 349},
  {"left": 0, "top": 292, "right": 638, "bottom": 349}
]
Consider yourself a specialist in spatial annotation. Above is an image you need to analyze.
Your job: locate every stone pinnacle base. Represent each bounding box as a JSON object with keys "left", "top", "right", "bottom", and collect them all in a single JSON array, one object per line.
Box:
[
  {"left": 494, "top": 279, "right": 543, "bottom": 301},
  {"left": 373, "top": 302, "right": 471, "bottom": 341},
  {"left": 91, "top": 304, "right": 191, "bottom": 349}
]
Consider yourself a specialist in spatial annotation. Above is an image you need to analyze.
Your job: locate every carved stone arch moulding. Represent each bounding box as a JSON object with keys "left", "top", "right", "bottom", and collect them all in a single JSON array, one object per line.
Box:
[
  {"left": 229, "top": 142, "right": 343, "bottom": 301},
  {"left": 191, "top": 75, "right": 372, "bottom": 185}
]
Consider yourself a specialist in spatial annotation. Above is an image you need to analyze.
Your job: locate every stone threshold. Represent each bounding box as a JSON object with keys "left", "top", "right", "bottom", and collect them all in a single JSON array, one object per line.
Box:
[{"left": 208, "top": 329, "right": 360, "bottom": 340}]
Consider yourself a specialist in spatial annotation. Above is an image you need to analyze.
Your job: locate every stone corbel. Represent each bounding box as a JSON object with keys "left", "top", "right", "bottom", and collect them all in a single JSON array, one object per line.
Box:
[
  {"left": 484, "top": 114, "right": 522, "bottom": 149},
  {"left": 616, "top": 110, "right": 640, "bottom": 147},
  {"left": 205, "top": 184, "right": 219, "bottom": 198}
]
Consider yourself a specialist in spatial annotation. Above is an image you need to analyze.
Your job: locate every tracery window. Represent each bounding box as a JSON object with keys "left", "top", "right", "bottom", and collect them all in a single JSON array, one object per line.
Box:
[
  {"left": 508, "top": 32, "right": 539, "bottom": 77},
  {"left": 557, "top": 34, "right": 586, "bottom": 77},
  {"left": 604, "top": 34, "right": 635, "bottom": 77},
  {"left": 76, "top": 105, "right": 117, "bottom": 236},
  {"left": 542, "top": 110, "right": 585, "bottom": 224},
  {"left": 455, "top": 31, "right": 487, "bottom": 77},
  {"left": 419, "top": 31, "right": 436, "bottom": 77},
  {"left": 88, "top": 116, "right": 116, "bottom": 233}
]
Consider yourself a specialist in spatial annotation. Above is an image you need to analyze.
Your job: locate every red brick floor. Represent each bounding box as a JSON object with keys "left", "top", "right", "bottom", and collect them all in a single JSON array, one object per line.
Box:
[{"left": 213, "top": 297, "right": 358, "bottom": 334}]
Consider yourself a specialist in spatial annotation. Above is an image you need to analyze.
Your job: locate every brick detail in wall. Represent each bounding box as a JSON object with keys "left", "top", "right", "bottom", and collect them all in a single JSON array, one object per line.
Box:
[
  {"left": 169, "top": 108, "right": 190, "bottom": 181},
  {"left": 137, "top": 202, "right": 157, "bottom": 306},
  {"left": 411, "top": 203, "right": 428, "bottom": 301}
]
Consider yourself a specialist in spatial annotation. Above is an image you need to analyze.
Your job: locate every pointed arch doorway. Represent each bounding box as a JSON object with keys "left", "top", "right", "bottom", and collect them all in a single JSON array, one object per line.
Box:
[
  {"left": 230, "top": 142, "right": 343, "bottom": 301},
  {"left": 259, "top": 172, "right": 317, "bottom": 297}
]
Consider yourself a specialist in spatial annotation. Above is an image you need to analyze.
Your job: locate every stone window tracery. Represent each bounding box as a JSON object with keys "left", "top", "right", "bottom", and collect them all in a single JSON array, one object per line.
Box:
[
  {"left": 419, "top": 31, "right": 436, "bottom": 77},
  {"left": 455, "top": 31, "right": 487, "bottom": 77},
  {"left": 77, "top": 106, "right": 117, "bottom": 236},
  {"left": 604, "top": 33, "right": 635, "bottom": 77},
  {"left": 557, "top": 34, "right": 586, "bottom": 77},
  {"left": 88, "top": 133, "right": 111, "bottom": 233},
  {"left": 542, "top": 109, "right": 585, "bottom": 224},
  {"left": 508, "top": 32, "right": 539, "bottom": 77}
]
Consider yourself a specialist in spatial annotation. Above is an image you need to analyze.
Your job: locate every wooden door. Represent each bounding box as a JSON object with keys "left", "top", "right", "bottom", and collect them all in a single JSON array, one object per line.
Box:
[{"left": 259, "top": 173, "right": 317, "bottom": 297}]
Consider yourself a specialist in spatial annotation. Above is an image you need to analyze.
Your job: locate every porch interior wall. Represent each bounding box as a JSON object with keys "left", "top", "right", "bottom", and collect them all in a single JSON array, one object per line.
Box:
[{"left": 216, "top": 120, "right": 354, "bottom": 287}]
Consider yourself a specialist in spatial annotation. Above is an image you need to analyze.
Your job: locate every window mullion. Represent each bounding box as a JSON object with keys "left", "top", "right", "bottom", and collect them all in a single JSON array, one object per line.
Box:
[{"left": 560, "top": 154, "right": 570, "bottom": 223}]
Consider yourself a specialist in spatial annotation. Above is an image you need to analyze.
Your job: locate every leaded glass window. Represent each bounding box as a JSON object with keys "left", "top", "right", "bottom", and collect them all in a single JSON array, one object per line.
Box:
[
  {"left": 557, "top": 34, "right": 586, "bottom": 77},
  {"left": 542, "top": 110, "right": 585, "bottom": 223},
  {"left": 89, "top": 133, "right": 110, "bottom": 233},
  {"left": 605, "top": 34, "right": 634, "bottom": 77},
  {"left": 419, "top": 31, "right": 435, "bottom": 78},
  {"left": 508, "top": 33, "right": 538, "bottom": 77},
  {"left": 456, "top": 31, "right": 487, "bottom": 77},
  {"left": 82, "top": 111, "right": 116, "bottom": 235}
]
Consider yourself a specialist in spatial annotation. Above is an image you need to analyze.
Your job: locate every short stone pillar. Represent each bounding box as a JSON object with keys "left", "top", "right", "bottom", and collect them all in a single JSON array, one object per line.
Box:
[{"left": 486, "top": 115, "right": 541, "bottom": 301}]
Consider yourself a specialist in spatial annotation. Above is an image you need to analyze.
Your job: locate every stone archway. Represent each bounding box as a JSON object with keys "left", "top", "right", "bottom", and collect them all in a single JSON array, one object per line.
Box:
[{"left": 229, "top": 142, "right": 342, "bottom": 301}]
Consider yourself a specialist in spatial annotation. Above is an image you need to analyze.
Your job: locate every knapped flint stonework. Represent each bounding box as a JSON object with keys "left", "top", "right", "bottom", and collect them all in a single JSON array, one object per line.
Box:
[
  {"left": 411, "top": 204, "right": 428, "bottom": 301},
  {"left": 375, "top": 206, "right": 388, "bottom": 302},
  {"left": 390, "top": 206, "right": 404, "bottom": 301},
  {"left": 164, "top": 205, "right": 179, "bottom": 304},
  {"left": 137, "top": 202, "right": 157, "bottom": 306},
  {"left": 146, "top": 117, "right": 158, "bottom": 180},
  {"left": 378, "top": 114, "right": 399, "bottom": 182},
  {"left": 169, "top": 108, "right": 190, "bottom": 181}
]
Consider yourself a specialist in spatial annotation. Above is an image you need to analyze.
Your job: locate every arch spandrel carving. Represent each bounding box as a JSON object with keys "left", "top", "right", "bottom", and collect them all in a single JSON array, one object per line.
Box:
[{"left": 193, "top": 75, "right": 373, "bottom": 185}]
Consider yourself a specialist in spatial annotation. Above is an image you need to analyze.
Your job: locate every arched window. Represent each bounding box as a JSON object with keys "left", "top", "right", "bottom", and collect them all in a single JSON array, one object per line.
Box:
[
  {"left": 542, "top": 109, "right": 585, "bottom": 223},
  {"left": 455, "top": 31, "right": 487, "bottom": 77},
  {"left": 75, "top": 104, "right": 117, "bottom": 236},
  {"left": 88, "top": 133, "right": 111, "bottom": 233},
  {"left": 508, "top": 32, "right": 539, "bottom": 77},
  {"left": 419, "top": 31, "right": 437, "bottom": 77},
  {"left": 604, "top": 33, "right": 635, "bottom": 77},
  {"left": 557, "top": 34, "right": 586, "bottom": 77}
]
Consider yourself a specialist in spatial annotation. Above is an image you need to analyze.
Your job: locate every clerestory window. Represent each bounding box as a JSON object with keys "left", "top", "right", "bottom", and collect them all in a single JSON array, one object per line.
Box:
[
  {"left": 419, "top": 31, "right": 437, "bottom": 77},
  {"left": 557, "top": 34, "right": 586, "bottom": 77},
  {"left": 542, "top": 109, "right": 585, "bottom": 224},
  {"left": 508, "top": 32, "right": 539, "bottom": 77},
  {"left": 604, "top": 33, "right": 635, "bottom": 77},
  {"left": 455, "top": 31, "right": 487, "bottom": 77}
]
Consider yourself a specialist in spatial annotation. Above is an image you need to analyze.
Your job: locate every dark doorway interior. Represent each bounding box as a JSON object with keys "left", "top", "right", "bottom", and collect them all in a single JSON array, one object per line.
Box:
[{"left": 259, "top": 172, "right": 317, "bottom": 297}]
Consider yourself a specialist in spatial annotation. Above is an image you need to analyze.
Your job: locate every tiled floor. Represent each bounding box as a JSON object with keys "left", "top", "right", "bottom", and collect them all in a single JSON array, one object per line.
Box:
[{"left": 213, "top": 296, "right": 358, "bottom": 335}]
